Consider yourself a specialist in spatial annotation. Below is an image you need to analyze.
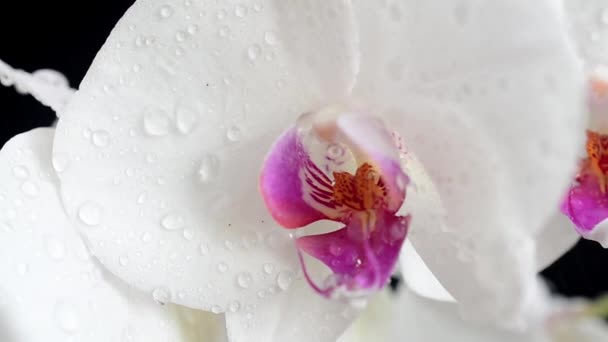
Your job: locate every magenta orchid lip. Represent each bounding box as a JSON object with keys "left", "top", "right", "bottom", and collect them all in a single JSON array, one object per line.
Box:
[{"left": 260, "top": 108, "right": 409, "bottom": 298}]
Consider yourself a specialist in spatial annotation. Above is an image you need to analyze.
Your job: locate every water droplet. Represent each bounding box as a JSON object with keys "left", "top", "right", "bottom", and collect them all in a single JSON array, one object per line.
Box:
[
  {"left": 45, "top": 237, "right": 66, "bottom": 260},
  {"left": 234, "top": 4, "right": 248, "bottom": 17},
  {"left": 264, "top": 31, "right": 277, "bottom": 45},
  {"left": 253, "top": 3, "right": 263, "bottom": 11},
  {"left": 247, "top": 44, "right": 261, "bottom": 60},
  {"left": 141, "top": 231, "right": 152, "bottom": 243},
  {"left": 226, "top": 125, "right": 242, "bottom": 142},
  {"left": 20, "top": 181, "right": 39, "bottom": 198},
  {"left": 329, "top": 243, "right": 344, "bottom": 256},
  {"left": 12, "top": 165, "right": 29, "bottom": 179},
  {"left": 119, "top": 255, "right": 129, "bottom": 266},
  {"left": 263, "top": 263, "right": 275, "bottom": 275},
  {"left": 137, "top": 192, "right": 147, "bottom": 204},
  {"left": 236, "top": 272, "right": 253, "bottom": 288},
  {"left": 229, "top": 300, "right": 241, "bottom": 312},
  {"left": 175, "top": 107, "right": 199, "bottom": 134},
  {"left": 92, "top": 130, "right": 111, "bottom": 147},
  {"left": 152, "top": 287, "right": 172, "bottom": 305},
  {"left": 132, "top": 64, "right": 142, "bottom": 73},
  {"left": 218, "top": 26, "right": 230, "bottom": 38},
  {"left": 175, "top": 30, "right": 187, "bottom": 42},
  {"left": 161, "top": 213, "right": 185, "bottom": 230},
  {"left": 199, "top": 243, "right": 209, "bottom": 255},
  {"left": 217, "top": 262, "right": 229, "bottom": 273},
  {"left": 211, "top": 305, "right": 223, "bottom": 314},
  {"left": 0, "top": 221, "right": 14, "bottom": 233},
  {"left": 257, "top": 290, "right": 267, "bottom": 298},
  {"left": 187, "top": 24, "right": 199, "bottom": 35},
  {"left": 143, "top": 110, "right": 171, "bottom": 136},
  {"left": 216, "top": 9, "right": 227, "bottom": 19},
  {"left": 326, "top": 144, "right": 345, "bottom": 160},
  {"left": 159, "top": 5, "right": 174, "bottom": 19},
  {"left": 198, "top": 154, "right": 220, "bottom": 183},
  {"left": 78, "top": 202, "right": 102, "bottom": 226},
  {"left": 54, "top": 302, "right": 80, "bottom": 333},
  {"left": 183, "top": 228, "right": 195, "bottom": 241},
  {"left": 52, "top": 154, "right": 69, "bottom": 173},
  {"left": 276, "top": 270, "right": 295, "bottom": 291}
]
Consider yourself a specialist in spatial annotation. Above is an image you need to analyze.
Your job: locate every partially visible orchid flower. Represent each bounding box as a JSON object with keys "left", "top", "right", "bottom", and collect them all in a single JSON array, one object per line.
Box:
[{"left": 0, "top": 0, "right": 594, "bottom": 341}]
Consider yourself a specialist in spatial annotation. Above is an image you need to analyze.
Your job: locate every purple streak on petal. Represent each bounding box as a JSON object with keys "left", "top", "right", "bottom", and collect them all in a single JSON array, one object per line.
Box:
[
  {"left": 561, "top": 171, "right": 608, "bottom": 234},
  {"left": 296, "top": 212, "right": 410, "bottom": 297},
  {"left": 260, "top": 127, "right": 329, "bottom": 228}
]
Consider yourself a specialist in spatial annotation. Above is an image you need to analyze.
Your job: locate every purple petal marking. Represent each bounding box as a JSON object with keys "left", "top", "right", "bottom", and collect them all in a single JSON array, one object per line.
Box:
[
  {"left": 260, "top": 127, "right": 330, "bottom": 228},
  {"left": 296, "top": 212, "right": 410, "bottom": 297},
  {"left": 561, "top": 170, "right": 608, "bottom": 234}
]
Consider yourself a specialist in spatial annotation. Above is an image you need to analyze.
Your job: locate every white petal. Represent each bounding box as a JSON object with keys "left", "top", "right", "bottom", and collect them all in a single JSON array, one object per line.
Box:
[
  {"left": 53, "top": 0, "right": 358, "bottom": 311},
  {"left": 339, "top": 290, "right": 548, "bottom": 342},
  {"left": 401, "top": 240, "right": 455, "bottom": 303},
  {"left": 563, "top": 0, "right": 608, "bottom": 69},
  {"left": 352, "top": 0, "right": 584, "bottom": 325},
  {"left": 0, "top": 129, "right": 225, "bottom": 342},
  {"left": 536, "top": 212, "right": 579, "bottom": 270},
  {"left": 225, "top": 278, "right": 358, "bottom": 342}
]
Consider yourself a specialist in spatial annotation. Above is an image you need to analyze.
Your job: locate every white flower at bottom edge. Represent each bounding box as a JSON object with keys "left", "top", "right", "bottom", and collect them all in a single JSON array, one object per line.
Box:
[{"left": 0, "top": 0, "right": 591, "bottom": 341}]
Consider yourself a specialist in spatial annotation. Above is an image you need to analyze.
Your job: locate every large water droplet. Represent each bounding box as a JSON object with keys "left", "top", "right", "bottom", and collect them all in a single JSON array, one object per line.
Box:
[
  {"left": 175, "top": 107, "right": 199, "bottom": 134},
  {"left": 45, "top": 236, "right": 66, "bottom": 260},
  {"left": 175, "top": 30, "right": 187, "bottom": 42},
  {"left": 54, "top": 302, "right": 80, "bottom": 333},
  {"left": 152, "top": 287, "right": 172, "bottom": 305},
  {"left": 263, "top": 263, "right": 275, "bottom": 275},
  {"left": 199, "top": 243, "right": 209, "bottom": 255},
  {"left": 92, "top": 130, "right": 111, "bottom": 148},
  {"left": 161, "top": 213, "right": 185, "bottom": 230},
  {"left": 211, "top": 305, "right": 223, "bottom": 314},
  {"left": 226, "top": 125, "right": 242, "bottom": 142},
  {"left": 264, "top": 31, "right": 277, "bottom": 45},
  {"left": 236, "top": 272, "right": 253, "bottom": 288},
  {"left": 78, "top": 202, "right": 102, "bottom": 226},
  {"left": 229, "top": 300, "right": 241, "bottom": 312},
  {"left": 187, "top": 24, "right": 199, "bottom": 35},
  {"left": 276, "top": 270, "right": 295, "bottom": 291},
  {"left": 143, "top": 110, "right": 171, "bottom": 136},
  {"left": 234, "top": 4, "right": 248, "bottom": 17},
  {"left": 217, "top": 262, "right": 229, "bottom": 273},
  {"left": 198, "top": 154, "right": 220, "bottom": 183},
  {"left": 12, "top": 165, "right": 29, "bottom": 179},
  {"left": 183, "top": 228, "right": 195, "bottom": 241},
  {"left": 20, "top": 181, "right": 39, "bottom": 198}
]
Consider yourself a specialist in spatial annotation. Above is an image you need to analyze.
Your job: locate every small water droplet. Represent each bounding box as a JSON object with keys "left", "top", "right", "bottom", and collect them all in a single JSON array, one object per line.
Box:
[
  {"left": 152, "top": 287, "right": 172, "bottom": 305},
  {"left": 218, "top": 26, "right": 230, "bottom": 38},
  {"left": 226, "top": 125, "right": 242, "bottom": 142},
  {"left": 276, "top": 270, "right": 295, "bottom": 291},
  {"left": 141, "top": 231, "right": 152, "bottom": 243},
  {"left": 217, "top": 9, "right": 227, "bottom": 19},
  {"left": 253, "top": 3, "right": 263, "bottom": 11},
  {"left": 54, "top": 301, "right": 80, "bottom": 333},
  {"left": 20, "top": 181, "right": 39, "bottom": 198},
  {"left": 137, "top": 192, "right": 147, "bottom": 204},
  {"left": 217, "top": 262, "right": 229, "bottom": 273},
  {"left": 175, "top": 107, "right": 199, "bottom": 134},
  {"left": 78, "top": 202, "right": 102, "bottom": 226},
  {"left": 329, "top": 243, "right": 344, "bottom": 256},
  {"left": 264, "top": 31, "right": 277, "bottom": 45},
  {"left": 234, "top": 4, "right": 248, "bottom": 17},
  {"left": 91, "top": 130, "right": 111, "bottom": 147},
  {"left": 12, "top": 165, "right": 29, "bottom": 179},
  {"left": 199, "top": 243, "right": 209, "bottom": 255},
  {"left": 187, "top": 24, "right": 199, "bottom": 35},
  {"left": 257, "top": 290, "right": 267, "bottom": 298},
  {"left": 211, "top": 305, "right": 223, "bottom": 314},
  {"left": 119, "top": 255, "right": 129, "bottom": 266},
  {"left": 159, "top": 5, "right": 174, "bottom": 19},
  {"left": 161, "top": 213, "right": 185, "bottom": 230},
  {"left": 183, "top": 228, "right": 195, "bottom": 241},
  {"left": 326, "top": 144, "right": 345, "bottom": 160},
  {"left": 229, "top": 300, "right": 241, "bottom": 312},
  {"left": 175, "top": 30, "right": 187, "bottom": 42},
  {"left": 263, "top": 263, "right": 275, "bottom": 275},
  {"left": 143, "top": 110, "right": 171, "bottom": 136},
  {"left": 132, "top": 64, "right": 142, "bottom": 73},
  {"left": 52, "top": 154, "right": 69, "bottom": 173},
  {"left": 45, "top": 237, "right": 66, "bottom": 260},
  {"left": 247, "top": 44, "right": 261, "bottom": 60},
  {"left": 198, "top": 154, "right": 220, "bottom": 183},
  {"left": 236, "top": 272, "right": 253, "bottom": 288}
]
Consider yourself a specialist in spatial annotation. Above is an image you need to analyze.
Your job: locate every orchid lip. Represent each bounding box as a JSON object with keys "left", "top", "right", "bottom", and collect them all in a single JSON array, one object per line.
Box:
[{"left": 260, "top": 106, "right": 410, "bottom": 299}]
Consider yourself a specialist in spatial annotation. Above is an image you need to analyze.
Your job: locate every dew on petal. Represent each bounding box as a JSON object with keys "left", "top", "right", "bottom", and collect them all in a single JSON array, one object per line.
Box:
[
  {"left": 197, "top": 154, "right": 220, "bottom": 183},
  {"left": 152, "top": 287, "right": 172, "bottom": 305},
  {"left": 263, "top": 263, "right": 275, "bottom": 275},
  {"left": 276, "top": 270, "right": 295, "bottom": 291},
  {"left": 160, "top": 213, "right": 185, "bottom": 231},
  {"left": 264, "top": 31, "right": 277, "bottom": 45},
  {"left": 12, "top": 165, "right": 29, "bottom": 179},
  {"left": 54, "top": 301, "right": 80, "bottom": 333},
  {"left": 229, "top": 300, "right": 241, "bottom": 313},
  {"left": 52, "top": 153, "right": 69, "bottom": 173},
  {"left": 217, "top": 262, "right": 229, "bottom": 273},
  {"left": 175, "top": 106, "right": 199, "bottom": 134},
  {"left": 247, "top": 44, "right": 261, "bottom": 61},
  {"left": 236, "top": 272, "right": 253, "bottom": 288},
  {"left": 78, "top": 202, "right": 102, "bottom": 226},
  {"left": 159, "top": 5, "right": 174, "bottom": 19},
  {"left": 20, "top": 181, "right": 39, "bottom": 198},
  {"left": 143, "top": 110, "right": 171, "bottom": 136},
  {"left": 226, "top": 125, "right": 242, "bottom": 142},
  {"left": 91, "top": 130, "right": 111, "bottom": 147},
  {"left": 45, "top": 236, "right": 66, "bottom": 260}
]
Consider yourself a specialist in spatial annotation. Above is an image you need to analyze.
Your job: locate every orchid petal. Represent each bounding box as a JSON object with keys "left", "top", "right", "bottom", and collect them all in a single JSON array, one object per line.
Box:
[
  {"left": 352, "top": 0, "right": 584, "bottom": 325},
  {"left": 0, "top": 128, "right": 225, "bottom": 342},
  {"left": 536, "top": 212, "right": 579, "bottom": 270},
  {"left": 563, "top": 0, "right": 608, "bottom": 69},
  {"left": 225, "top": 278, "right": 358, "bottom": 342},
  {"left": 53, "top": 0, "right": 358, "bottom": 311}
]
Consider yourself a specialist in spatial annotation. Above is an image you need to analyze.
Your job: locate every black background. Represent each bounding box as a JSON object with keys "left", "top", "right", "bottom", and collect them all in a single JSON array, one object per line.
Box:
[{"left": 1, "top": 1, "right": 607, "bottom": 299}]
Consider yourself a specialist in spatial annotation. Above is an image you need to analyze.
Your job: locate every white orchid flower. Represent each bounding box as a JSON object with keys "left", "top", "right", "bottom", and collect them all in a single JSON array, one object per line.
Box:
[{"left": 0, "top": 0, "right": 597, "bottom": 341}]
